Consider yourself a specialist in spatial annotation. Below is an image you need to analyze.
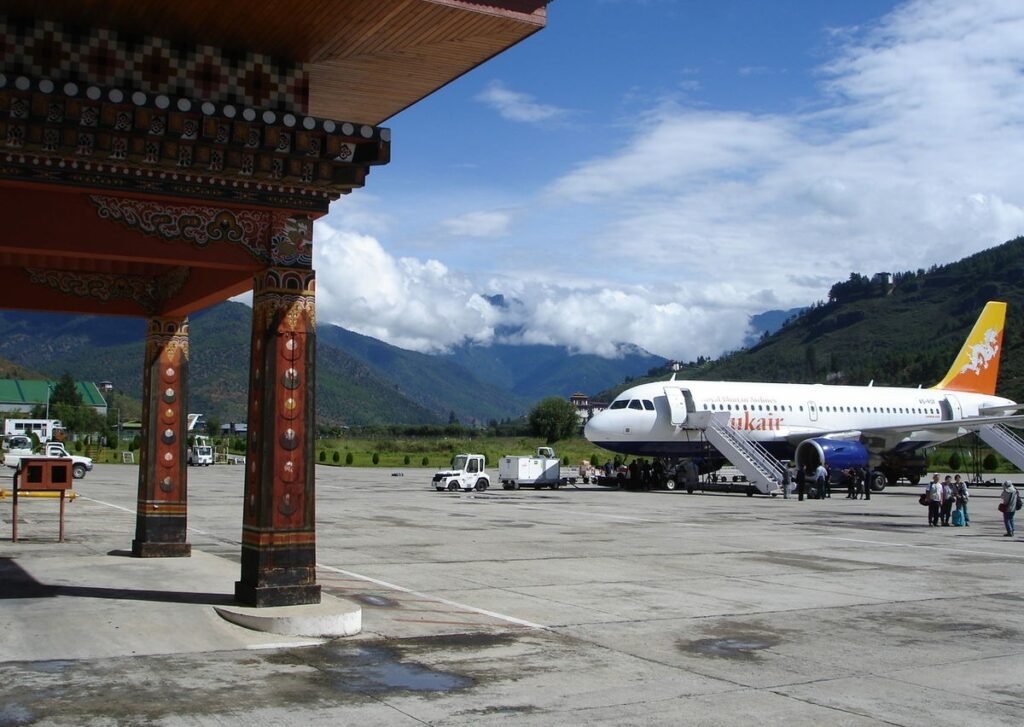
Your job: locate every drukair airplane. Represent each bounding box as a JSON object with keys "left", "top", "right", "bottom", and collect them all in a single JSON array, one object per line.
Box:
[{"left": 585, "top": 302, "right": 1022, "bottom": 494}]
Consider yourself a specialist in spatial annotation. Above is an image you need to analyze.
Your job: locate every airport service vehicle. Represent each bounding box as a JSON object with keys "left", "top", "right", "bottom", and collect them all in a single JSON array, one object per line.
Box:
[
  {"left": 586, "top": 301, "right": 1024, "bottom": 495},
  {"left": 4, "top": 418, "right": 65, "bottom": 443},
  {"left": 3, "top": 440, "right": 93, "bottom": 479},
  {"left": 432, "top": 454, "right": 490, "bottom": 492},
  {"left": 188, "top": 435, "right": 214, "bottom": 466},
  {"left": 498, "top": 447, "right": 579, "bottom": 489}
]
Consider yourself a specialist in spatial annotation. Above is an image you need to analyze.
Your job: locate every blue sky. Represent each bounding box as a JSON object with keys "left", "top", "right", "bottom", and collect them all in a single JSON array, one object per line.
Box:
[{"left": 313, "top": 0, "right": 1024, "bottom": 361}]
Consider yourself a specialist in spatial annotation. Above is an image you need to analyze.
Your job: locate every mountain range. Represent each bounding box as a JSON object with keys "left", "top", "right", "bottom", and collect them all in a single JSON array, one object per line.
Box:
[
  {"left": 0, "top": 302, "right": 664, "bottom": 426},
  {"left": 603, "top": 236, "right": 1024, "bottom": 405}
]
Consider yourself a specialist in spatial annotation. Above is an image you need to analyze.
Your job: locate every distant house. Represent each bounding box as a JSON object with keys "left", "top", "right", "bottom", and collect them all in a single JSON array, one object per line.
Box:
[
  {"left": 0, "top": 379, "right": 107, "bottom": 416},
  {"left": 569, "top": 392, "right": 607, "bottom": 425}
]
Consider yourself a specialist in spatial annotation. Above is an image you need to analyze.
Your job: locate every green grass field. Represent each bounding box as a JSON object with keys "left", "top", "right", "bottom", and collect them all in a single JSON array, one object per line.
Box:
[{"left": 85, "top": 436, "right": 1019, "bottom": 475}]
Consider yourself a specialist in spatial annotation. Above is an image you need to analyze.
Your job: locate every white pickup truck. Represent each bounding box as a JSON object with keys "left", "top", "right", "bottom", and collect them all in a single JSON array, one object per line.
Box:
[{"left": 3, "top": 441, "right": 94, "bottom": 479}]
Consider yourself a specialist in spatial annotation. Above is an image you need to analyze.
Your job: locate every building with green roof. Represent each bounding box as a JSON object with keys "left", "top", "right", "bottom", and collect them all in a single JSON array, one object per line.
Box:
[{"left": 0, "top": 379, "right": 107, "bottom": 415}]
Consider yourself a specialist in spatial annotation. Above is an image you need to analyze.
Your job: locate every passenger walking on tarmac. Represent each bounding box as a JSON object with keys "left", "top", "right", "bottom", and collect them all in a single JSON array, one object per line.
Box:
[
  {"left": 814, "top": 463, "right": 828, "bottom": 499},
  {"left": 940, "top": 475, "right": 955, "bottom": 526},
  {"left": 999, "top": 481, "right": 1019, "bottom": 536},
  {"left": 795, "top": 466, "right": 807, "bottom": 501},
  {"left": 844, "top": 468, "right": 856, "bottom": 499},
  {"left": 863, "top": 467, "right": 871, "bottom": 501},
  {"left": 954, "top": 474, "right": 970, "bottom": 526},
  {"left": 926, "top": 474, "right": 942, "bottom": 527}
]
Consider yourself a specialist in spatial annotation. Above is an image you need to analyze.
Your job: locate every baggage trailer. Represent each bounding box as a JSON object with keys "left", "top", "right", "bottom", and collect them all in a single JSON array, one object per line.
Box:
[{"left": 498, "top": 447, "right": 577, "bottom": 490}]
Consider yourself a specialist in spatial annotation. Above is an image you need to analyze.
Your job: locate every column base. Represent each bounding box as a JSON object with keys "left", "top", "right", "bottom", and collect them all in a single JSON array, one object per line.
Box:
[
  {"left": 235, "top": 581, "right": 321, "bottom": 608},
  {"left": 132, "top": 541, "right": 192, "bottom": 558}
]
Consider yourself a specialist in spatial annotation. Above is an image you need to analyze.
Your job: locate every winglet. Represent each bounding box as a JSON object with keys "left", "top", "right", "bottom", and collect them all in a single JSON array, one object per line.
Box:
[{"left": 932, "top": 301, "right": 1006, "bottom": 395}]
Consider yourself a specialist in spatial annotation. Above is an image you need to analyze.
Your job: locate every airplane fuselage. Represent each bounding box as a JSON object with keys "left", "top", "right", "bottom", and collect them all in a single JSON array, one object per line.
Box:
[{"left": 584, "top": 378, "right": 1017, "bottom": 459}]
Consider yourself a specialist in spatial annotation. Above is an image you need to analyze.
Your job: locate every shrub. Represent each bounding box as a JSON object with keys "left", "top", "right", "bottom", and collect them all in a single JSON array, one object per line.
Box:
[
  {"left": 332, "top": 451, "right": 340, "bottom": 464},
  {"left": 345, "top": 452, "right": 354, "bottom": 465},
  {"left": 591, "top": 454, "right": 601, "bottom": 468},
  {"left": 372, "top": 452, "right": 380, "bottom": 465},
  {"left": 403, "top": 454, "right": 411, "bottom": 465},
  {"left": 319, "top": 450, "right": 326, "bottom": 462},
  {"left": 983, "top": 452, "right": 999, "bottom": 471},
  {"left": 421, "top": 456, "right": 429, "bottom": 466},
  {"left": 948, "top": 452, "right": 961, "bottom": 471},
  {"left": 74, "top": 440, "right": 83, "bottom": 452}
]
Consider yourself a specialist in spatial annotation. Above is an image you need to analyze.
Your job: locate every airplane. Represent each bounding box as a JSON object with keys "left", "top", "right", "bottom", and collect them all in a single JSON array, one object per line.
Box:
[{"left": 584, "top": 301, "right": 1023, "bottom": 493}]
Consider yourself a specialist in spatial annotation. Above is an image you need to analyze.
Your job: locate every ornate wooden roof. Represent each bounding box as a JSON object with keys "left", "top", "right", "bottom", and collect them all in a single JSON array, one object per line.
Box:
[
  {"left": 0, "top": 1, "right": 548, "bottom": 317},
  {"left": 4, "top": 1, "right": 548, "bottom": 124}
]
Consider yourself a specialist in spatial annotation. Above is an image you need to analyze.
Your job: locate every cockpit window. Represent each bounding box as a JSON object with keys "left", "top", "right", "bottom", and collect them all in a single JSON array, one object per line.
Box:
[
  {"left": 628, "top": 400, "right": 643, "bottom": 410},
  {"left": 609, "top": 400, "right": 628, "bottom": 410},
  {"left": 642, "top": 400, "right": 655, "bottom": 411}
]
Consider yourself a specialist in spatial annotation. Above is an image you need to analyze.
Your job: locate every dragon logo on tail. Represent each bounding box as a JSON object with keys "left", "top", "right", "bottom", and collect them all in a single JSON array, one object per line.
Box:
[{"left": 959, "top": 328, "right": 1000, "bottom": 377}]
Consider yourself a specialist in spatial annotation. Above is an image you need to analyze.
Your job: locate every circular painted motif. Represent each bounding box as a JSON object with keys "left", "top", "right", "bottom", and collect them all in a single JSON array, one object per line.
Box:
[
  {"left": 279, "top": 428, "right": 298, "bottom": 451},
  {"left": 161, "top": 428, "right": 175, "bottom": 444},
  {"left": 162, "top": 387, "right": 176, "bottom": 403},
  {"left": 159, "top": 476, "right": 174, "bottom": 493},
  {"left": 282, "top": 368, "right": 300, "bottom": 389}
]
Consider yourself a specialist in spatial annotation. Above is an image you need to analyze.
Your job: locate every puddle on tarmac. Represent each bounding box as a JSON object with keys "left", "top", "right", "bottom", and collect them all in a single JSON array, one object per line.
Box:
[
  {"left": 350, "top": 594, "right": 401, "bottom": 608},
  {"left": 26, "top": 660, "right": 75, "bottom": 674},
  {"left": 0, "top": 703, "right": 34, "bottom": 726},
  {"left": 693, "top": 638, "right": 774, "bottom": 656},
  {"left": 318, "top": 645, "right": 473, "bottom": 693}
]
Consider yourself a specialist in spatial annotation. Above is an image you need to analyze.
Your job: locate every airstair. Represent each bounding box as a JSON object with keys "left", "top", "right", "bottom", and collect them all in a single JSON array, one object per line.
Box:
[
  {"left": 688, "top": 412, "right": 788, "bottom": 495},
  {"left": 976, "top": 424, "right": 1024, "bottom": 472}
]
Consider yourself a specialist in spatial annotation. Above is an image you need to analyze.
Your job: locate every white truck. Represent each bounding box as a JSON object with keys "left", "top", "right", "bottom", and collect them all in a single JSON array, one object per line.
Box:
[
  {"left": 188, "top": 435, "right": 214, "bottom": 466},
  {"left": 3, "top": 440, "right": 94, "bottom": 479},
  {"left": 432, "top": 454, "right": 490, "bottom": 492},
  {"left": 498, "top": 447, "right": 578, "bottom": 490}
]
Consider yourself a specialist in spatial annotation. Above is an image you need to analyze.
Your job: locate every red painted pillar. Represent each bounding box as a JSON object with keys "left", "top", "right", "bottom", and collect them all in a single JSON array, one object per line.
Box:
[
  {"left": 235, "top": 266, "right": 319, "bottom": 607},
  {"left": 133, "top": 317, "right": 191, "bottom": 557}
]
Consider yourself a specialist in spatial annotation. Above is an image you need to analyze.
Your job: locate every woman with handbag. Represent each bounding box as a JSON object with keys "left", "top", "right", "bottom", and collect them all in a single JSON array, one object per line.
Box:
[{"left": 999, "top": 481, "right": 1019, "bottom": 537}]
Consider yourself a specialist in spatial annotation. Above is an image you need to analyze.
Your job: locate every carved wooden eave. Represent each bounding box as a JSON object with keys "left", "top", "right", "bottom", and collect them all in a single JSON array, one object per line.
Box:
[
  {"left": 0, "top": 76, "right": 390, "bottom": 212},
  {"left": 0, "top": 2, "right": 548, "bottom": 318}
]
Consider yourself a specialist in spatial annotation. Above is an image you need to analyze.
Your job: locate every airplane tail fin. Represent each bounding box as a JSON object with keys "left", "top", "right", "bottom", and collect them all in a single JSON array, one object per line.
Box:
[{"left": 932, "top": 301, "right": 1006, "bottom": 395}]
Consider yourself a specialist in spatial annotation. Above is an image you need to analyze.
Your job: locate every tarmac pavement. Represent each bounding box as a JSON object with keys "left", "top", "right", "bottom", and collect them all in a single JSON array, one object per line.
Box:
[{"left": 2, "top": 464, "right": 1023, "bottom": 725}]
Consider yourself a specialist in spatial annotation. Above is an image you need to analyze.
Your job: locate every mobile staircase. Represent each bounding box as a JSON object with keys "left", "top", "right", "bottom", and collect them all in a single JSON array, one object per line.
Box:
[
  {"left": 977, "top": 424, "right": 1024, "bottom": 472},
  {"left": 687, "top": 411, "right": 788, "bottom": 495}
]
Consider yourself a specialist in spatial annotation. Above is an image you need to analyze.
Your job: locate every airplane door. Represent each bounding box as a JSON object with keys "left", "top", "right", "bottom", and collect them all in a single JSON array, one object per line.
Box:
[
  {"left": 807, "top": 401, "right": 818, "bottom": 422},
  {"left": 664, "top": 387, "right": 690, "bottom": 426},
  {"left": 940, "top": 395, "right": 962, "bottom": 421}
]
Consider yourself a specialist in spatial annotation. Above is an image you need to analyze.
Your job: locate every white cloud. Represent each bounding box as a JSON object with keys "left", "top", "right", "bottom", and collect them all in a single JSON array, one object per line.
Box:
[
  {"left": 476, "top": 80, "right": 568, "bottom": 123},
  {"left": 309, "top": 0, "right": 1024, "bottom": 364},
  {"left": 440, "top": 209, "right": 513, "bottom": 238},
  {"left": 545, "top": 0, "right": 1024, "bottom": 316}
]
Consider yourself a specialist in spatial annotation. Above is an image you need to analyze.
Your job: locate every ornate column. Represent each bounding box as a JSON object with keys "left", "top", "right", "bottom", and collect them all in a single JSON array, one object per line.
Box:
[
  {"left": 235, "top": 264, "right": 319, "bottom": 607},
  {"left": 133, "top": 317, "right": 191, "bottom": 557}
]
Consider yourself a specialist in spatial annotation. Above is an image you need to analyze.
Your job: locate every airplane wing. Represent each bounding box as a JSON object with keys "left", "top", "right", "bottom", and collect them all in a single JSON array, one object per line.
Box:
[{"left": 783, "top": 413, "right": 1024, "bottom": 448}]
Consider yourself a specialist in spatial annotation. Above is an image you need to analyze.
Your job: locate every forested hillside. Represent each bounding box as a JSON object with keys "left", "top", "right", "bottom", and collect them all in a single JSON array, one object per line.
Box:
[{"left": 608, "top": 236, "right": 1024, "bottom": 402}]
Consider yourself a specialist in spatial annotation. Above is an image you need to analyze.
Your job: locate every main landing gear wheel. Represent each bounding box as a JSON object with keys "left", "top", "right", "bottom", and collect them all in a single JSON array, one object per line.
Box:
[{"left": 664, "top": 478, "right": 678, "bottom": 490}]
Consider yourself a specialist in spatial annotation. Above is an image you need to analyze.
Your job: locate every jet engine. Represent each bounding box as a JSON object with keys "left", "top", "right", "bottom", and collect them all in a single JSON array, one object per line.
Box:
[{"left": 795, "top": 438, "right": 869, "bottom": 473}]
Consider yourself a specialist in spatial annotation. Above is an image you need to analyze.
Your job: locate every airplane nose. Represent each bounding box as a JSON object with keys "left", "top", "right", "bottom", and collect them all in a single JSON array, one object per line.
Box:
[{"left": 584, "top": 413, "right": 603, "bottom": 442}]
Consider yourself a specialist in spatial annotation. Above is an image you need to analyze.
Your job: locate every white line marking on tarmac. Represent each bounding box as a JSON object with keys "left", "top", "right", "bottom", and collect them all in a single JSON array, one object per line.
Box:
[
  {"left": 246, "top": 640, "right": 327, "bottom": 650},
  {"left": 79, "top": 495, "right": 213, "bottom": 536},
  {"left": 824, "top": 536, "right": 1024, "bottom": 559},
  {"left": 317, "top": 563, "right": 546, "bottom": 630},
  {"left": 78, "top": 495, "right": 134, "bottom": 514}
]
